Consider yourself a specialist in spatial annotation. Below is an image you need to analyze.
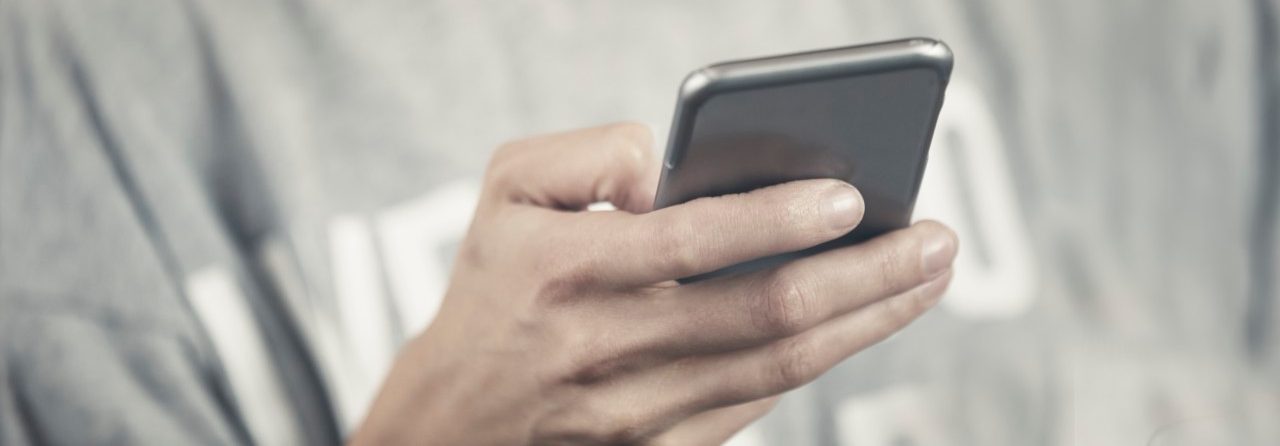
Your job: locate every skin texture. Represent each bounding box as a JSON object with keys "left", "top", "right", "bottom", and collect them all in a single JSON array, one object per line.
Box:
[{"left": 351, "top": 123, "right": 958, "bottom": 445}]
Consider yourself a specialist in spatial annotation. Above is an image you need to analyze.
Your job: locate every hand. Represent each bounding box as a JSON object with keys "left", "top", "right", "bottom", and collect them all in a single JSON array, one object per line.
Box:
[{"left": 351, "top": 123, "right": 958, "bottom": 445}]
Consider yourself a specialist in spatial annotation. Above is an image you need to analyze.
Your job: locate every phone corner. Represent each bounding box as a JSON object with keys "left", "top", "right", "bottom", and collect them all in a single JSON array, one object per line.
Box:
[
  {"left": 678, "top": 68, "right": 721, "bottom": 106},
  {"left": 910, "top": 38, "right": 954, "bottom": 82}
]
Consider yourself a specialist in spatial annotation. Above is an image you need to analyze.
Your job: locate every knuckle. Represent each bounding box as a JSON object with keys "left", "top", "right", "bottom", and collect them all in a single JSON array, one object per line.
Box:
[
  {"left": 867, "top": 242, "right": 906, "bottom": 290},
  {"left": 539, "top": 405, "right": 650, "bottom": 445},
  {"left": 562, "top": 354, "right": 609, "bottom": 386},
  {"left": 484, "top": 139, "right": 526, "bottom": 187},
  {"left": 603, "top": 121, "right": 655, "bottom": 151},
  {"left": 754, "top": 269, "right": 816, "bottom": 336},
  {"left": 604, "top": 122, "right": 656, "bottom": 181},
  {"left": 529, "top": 259, "right": 588, "bottom": 306},
  {"left": 533, "top": 258, "right": 595, "bottom": 304},
  {"left": 886, "top": 287, "right": 931, "bottom": 324},
  {"left": 558, "top": 330, "right": 624, "bottom": 385},
  {"left": 488, "top": 139, "right": 523, "bottom": 169},
  {"left": 567, "top": 405, "right": 650, "bottom": 445},
  {"left": 766, "top": 336, "right": 818, "bottom": 391},
  {"left": 529, "top": 221, "right": 627, "bottom": 301},
  {"left": 594, "top": 419, "right": 648, "bottom": 445},
  {"left": 648, "top": 215, "right": 699, "bottom": 275}
]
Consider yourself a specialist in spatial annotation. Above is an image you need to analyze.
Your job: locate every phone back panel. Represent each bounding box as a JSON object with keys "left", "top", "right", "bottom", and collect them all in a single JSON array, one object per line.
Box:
[{"left": 654, "top": 39, "right": 951, "bottom": 281}]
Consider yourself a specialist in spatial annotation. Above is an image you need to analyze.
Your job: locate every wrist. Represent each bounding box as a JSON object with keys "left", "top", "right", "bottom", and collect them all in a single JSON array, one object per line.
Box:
[{"left": 349, "top": 333, "right": 465, "bottom": 445}]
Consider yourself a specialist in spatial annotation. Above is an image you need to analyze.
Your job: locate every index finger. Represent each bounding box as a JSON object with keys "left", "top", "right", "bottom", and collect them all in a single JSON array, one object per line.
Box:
[
  {"left": 579, "top": 178, "right": 865, "bottom": 286},
  {"left": 484, "top": 122, "right": 660, "bottom": 213}
]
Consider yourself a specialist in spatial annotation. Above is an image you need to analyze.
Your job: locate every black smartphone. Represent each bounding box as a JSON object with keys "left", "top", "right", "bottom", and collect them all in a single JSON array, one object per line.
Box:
[{"left": 653, "top": 38, "right": 952, "bottom": 281}]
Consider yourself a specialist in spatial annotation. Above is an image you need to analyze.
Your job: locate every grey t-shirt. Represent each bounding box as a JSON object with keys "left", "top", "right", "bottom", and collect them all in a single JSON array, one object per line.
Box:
[{"left": 2, "top": 1, "right": 1278, "bottom": 445}]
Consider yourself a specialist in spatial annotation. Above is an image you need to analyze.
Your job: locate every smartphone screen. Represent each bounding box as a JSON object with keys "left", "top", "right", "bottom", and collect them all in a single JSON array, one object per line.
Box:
[{"left": 654, "top": 39, "right": 951, "bottom": 280}]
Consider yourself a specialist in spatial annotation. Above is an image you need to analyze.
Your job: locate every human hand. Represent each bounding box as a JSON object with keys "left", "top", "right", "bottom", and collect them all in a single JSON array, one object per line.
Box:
[{"left": 352, "top": 123, "right": 957, "bottom": 445}]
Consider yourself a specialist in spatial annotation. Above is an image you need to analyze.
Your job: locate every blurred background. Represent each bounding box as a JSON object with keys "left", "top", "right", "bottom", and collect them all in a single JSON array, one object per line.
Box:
[{"left": 3, "top": 0, "right": 1279, "bottom": 445}]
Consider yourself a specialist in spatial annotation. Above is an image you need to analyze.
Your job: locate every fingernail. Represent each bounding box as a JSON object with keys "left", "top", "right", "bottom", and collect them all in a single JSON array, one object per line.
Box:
[
  {"left": 823, "top": 183, "right": 863, "bottom": 231},
  {"left": 921, "top": 229, "right": 957, "bottom": 279}
]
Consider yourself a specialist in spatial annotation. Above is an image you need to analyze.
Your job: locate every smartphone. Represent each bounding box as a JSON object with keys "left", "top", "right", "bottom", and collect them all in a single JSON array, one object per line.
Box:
[{"left": 654, "top": 38, "right": 952, "bottom": 281}]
